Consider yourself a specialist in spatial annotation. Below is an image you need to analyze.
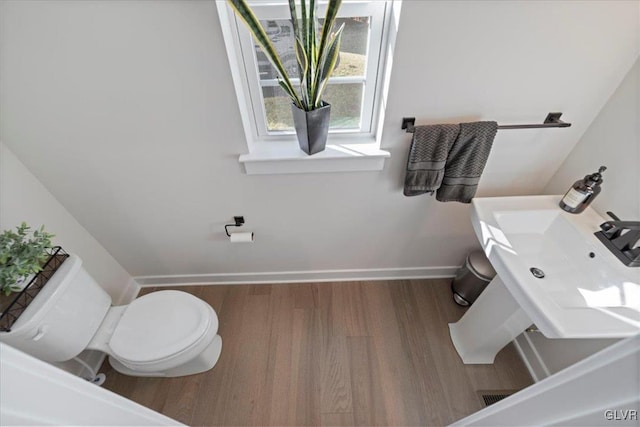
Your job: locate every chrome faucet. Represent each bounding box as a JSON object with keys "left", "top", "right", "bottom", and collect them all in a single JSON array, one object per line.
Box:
[{"left": 594, "top": 211, "right": 640, "bottom": 267}]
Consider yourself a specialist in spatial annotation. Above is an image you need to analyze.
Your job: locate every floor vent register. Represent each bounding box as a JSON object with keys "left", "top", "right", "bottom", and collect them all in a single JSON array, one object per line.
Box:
[{"left": 477, "top": 390, "right": 518, "bottom": 407}]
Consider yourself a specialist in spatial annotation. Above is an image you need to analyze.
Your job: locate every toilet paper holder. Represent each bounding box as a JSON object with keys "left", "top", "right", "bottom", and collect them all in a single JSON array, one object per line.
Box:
[{"left": 225, "top": 216, "right": 245, "bottom": 237}]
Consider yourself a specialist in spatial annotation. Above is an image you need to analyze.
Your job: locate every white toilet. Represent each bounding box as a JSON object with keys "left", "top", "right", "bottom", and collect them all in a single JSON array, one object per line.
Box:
[{"left": 0, "top": 254, "right": 222, "bottom": 377}]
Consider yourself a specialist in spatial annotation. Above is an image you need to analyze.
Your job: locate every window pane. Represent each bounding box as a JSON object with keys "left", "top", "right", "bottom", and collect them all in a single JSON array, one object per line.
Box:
[
  {"left": 255, "top": 17, "right": 370, "bottom": 81},
  {"left": 262, "top": 83, "right": 364, "bottom": 132},
  {"left": 262, "top": 86, "right": 294, "bottom": 131},
  {"left": 333, "top": 17, "right": 369, "bottom": 78},
  {"left": 323, "top": 83, "right": 363, "bottom": 129},
  {"left": 255, "top": 20, "right": 297, "bottom": 80}
]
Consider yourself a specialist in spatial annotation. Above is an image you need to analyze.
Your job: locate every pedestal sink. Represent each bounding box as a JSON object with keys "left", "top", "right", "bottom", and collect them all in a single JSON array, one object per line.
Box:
[{"left": 449, "top": 195, "right": 640, "bottom": 364}]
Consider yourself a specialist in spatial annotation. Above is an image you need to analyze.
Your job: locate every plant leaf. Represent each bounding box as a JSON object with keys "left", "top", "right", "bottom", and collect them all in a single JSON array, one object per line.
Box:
[
  {"left": 227, "top": 0, "right": 302, "bottom": 108},
  {"left": 0, "top": 222, "right": 53, "bottom": 294},
  {"left": 316, "top": 0, "right": 342, "bottom": 68},
  {"left": 300, "top": 0, "right": 308, "bottom": 56},
  {"left": 313, "top": 23, "right": 344, "bottom": 108},
  {"left": 311, "top": 0, "right": 342, "bottom": 106},
  {"left": 309, "top": 0, "right": 317, "bottom": 66},
  {"left": 320, "top": 23, "right": 344, "bottom": 78},
  {"left": 294, "top": 36, "right": 309, "bottom": 83},
  {"left": 294, "top": 36, "right": 310, "bottom": 107},
  {"left": 288, "top": 1, "right": 299, "bottom": 56},
  {"left": 277, "top": 79, "right": 298, "bottom": 107}
]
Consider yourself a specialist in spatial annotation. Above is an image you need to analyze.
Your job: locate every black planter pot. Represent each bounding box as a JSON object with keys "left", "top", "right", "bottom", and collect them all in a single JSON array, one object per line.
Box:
[{"left": 291, "top": 102, "right": 331, "bottom": 155}]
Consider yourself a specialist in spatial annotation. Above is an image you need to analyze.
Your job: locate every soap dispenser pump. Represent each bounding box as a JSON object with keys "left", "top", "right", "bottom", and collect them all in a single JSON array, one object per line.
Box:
[{"left": 559, "top": 166, "right": 606, "bottom": 214}]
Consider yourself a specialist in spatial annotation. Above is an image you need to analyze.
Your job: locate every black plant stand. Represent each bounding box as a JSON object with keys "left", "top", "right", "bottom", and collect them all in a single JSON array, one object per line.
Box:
[{"left": 0, "top": 247, "right": 69, "bottom": 332}]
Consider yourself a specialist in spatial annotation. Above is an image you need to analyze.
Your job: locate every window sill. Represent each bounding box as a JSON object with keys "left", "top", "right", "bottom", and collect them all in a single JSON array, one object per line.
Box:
[{"left": 239, "top": 142, "right": 390, "bottom": 175}]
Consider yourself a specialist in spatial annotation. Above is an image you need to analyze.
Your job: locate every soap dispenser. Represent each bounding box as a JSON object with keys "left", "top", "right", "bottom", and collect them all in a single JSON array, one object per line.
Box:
[{"left": 559, "top": 166, "right": 606, "bottom": 214}]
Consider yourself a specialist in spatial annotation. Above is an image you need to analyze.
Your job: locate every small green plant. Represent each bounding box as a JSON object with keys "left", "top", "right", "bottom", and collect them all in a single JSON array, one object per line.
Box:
[
  {"left": 228, "top": 0, "right": 345, "bottom": 111},
  {"left": 0, "top": 222, "right": 54, "bottom": 296}
]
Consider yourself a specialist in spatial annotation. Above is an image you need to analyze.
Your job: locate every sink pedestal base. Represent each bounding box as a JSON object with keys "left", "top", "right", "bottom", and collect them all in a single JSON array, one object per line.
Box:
[{"left": 449, "top": 275, "right": 532, "bottom": 364}]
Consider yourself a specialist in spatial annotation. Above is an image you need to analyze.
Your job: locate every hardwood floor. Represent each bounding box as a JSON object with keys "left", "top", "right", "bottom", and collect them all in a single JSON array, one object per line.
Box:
[{"left": 102, "top": 280, "right": 533, "bottom": 426}]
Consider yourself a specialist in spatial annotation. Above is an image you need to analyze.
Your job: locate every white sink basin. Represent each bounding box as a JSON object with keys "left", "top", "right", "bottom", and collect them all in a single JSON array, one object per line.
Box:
[{"left": 471, "top": 195, "right": 640, "bottom": 338}]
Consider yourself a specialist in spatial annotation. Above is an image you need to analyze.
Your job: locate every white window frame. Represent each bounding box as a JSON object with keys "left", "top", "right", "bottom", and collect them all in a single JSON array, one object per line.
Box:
[
  {"left": 217, "top": 0, "right": 401, "bottom": 174},
  {"left": 238, "top": 2, "right": 385, "bottom": 139}
]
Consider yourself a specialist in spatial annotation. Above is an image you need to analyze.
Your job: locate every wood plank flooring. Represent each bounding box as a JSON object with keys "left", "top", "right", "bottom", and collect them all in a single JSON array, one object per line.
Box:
[{"left": 102, "top": 280, "right": 532, "bottom": 426}]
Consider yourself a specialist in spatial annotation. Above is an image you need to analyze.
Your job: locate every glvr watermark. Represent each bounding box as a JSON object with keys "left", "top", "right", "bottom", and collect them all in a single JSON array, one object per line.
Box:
[{"left": 604, "top": 409, "right": 638, "bottom": 421}]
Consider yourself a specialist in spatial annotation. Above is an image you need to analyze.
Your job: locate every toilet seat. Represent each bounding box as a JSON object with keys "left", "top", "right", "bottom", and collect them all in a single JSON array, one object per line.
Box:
[{"left": 109, "top": 290, "right": 217, "bottom": 371}]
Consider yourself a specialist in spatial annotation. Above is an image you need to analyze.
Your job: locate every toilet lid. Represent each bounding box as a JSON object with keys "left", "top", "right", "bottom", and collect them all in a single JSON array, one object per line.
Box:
[{"left": 109, "top": 290, "right": 213, "bottom": 364}]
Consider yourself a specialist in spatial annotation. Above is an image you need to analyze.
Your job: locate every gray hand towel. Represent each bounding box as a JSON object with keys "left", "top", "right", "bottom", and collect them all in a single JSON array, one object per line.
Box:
[
  {"left": 403, "top": 124, "right": 461, "bottom": 196},
  {"left": 436, "top": 121, "right": 498, "bottom": 203}
]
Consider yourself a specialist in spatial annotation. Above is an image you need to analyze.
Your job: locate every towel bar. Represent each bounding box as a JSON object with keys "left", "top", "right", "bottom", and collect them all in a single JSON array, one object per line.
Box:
[{"left": 402, "top": 112, "right": 571, "bottom": 133}]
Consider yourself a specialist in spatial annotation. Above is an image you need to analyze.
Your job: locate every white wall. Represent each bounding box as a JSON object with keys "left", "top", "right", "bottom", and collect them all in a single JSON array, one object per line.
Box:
[
  {"left": 546, "top": 58, "right": 640, "bottom": 220},
  {"left": 517, "top": 58, "right": 640, "bottom": 381},
  {"left": 0, "top": 142, "right": 136, "bottom": 303},
  {"left": 0, "top": 1, "right": 638, "bottom": 279}
]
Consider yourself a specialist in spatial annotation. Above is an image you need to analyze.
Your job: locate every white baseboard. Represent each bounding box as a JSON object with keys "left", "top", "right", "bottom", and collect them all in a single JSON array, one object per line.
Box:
[
  {"left": 135, "top": 266, "right": 460, "bottom": 287},
  {"left": 513, "top": 333, "right": 551, "bottom": 383}
]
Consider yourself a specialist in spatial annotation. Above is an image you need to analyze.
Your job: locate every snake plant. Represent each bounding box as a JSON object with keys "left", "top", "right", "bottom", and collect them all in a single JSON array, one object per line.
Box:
[{"left": 228, "top": 0, "right": 345, "bottom": 111}]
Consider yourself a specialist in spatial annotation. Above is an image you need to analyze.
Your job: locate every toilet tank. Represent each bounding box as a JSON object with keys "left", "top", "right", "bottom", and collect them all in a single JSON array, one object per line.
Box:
[{"left": 0, "top": 254, "right": 112, "bottom": 362}]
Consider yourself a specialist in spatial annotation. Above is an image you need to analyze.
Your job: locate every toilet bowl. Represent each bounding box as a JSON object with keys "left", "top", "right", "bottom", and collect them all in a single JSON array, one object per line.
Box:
[
  {"left": 99, "top": 290, "right": 221, "bottom": 377},
  {"left": 0, "top": 255, "right": 222, "bottom": 378}
]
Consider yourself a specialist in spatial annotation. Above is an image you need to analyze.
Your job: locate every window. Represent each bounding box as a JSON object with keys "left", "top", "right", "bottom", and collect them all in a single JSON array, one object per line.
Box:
[{"left": 217, "top": 1, "right": 400, "bottom": 174}]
